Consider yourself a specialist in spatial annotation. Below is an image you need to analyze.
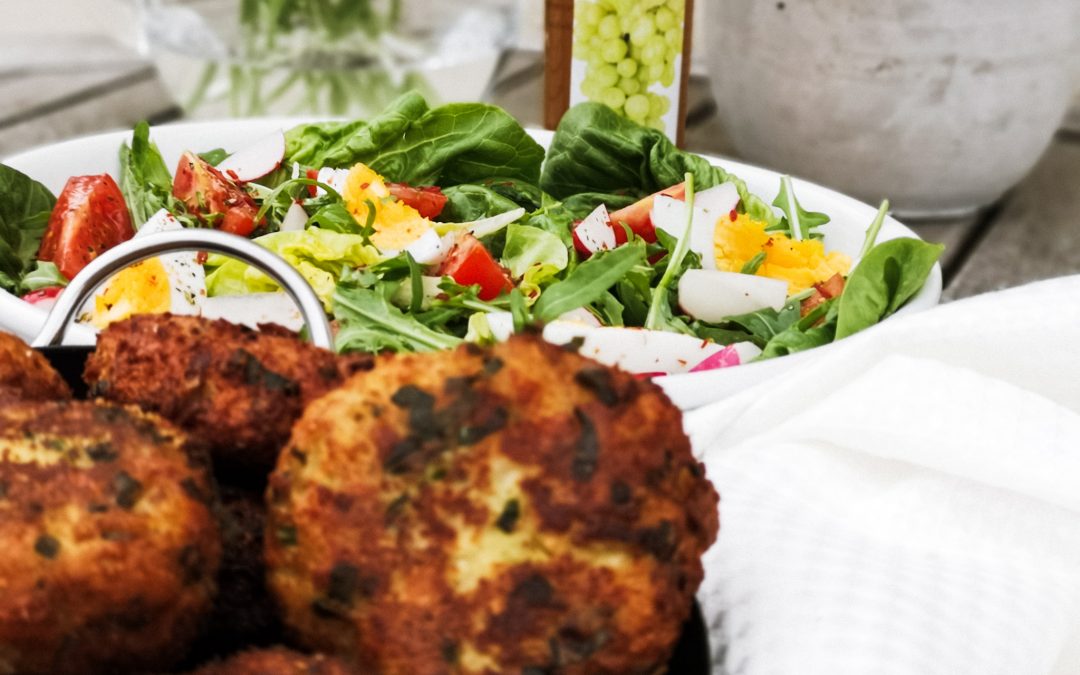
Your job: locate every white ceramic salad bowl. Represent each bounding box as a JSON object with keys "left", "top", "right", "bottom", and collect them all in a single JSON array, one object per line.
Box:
[{"left": 0, "top": 119, "right": 942, "bottom": 409}]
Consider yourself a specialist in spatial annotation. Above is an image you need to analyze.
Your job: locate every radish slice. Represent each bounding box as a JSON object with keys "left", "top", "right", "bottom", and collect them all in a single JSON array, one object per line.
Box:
[
  {"left": 484, "top": 311, "right": 515, "bottom": 341},
  {"left": 542, "top": 324, "right": 725, "bottom": 375},
  {"left": 466, "top": 207, "right": 526, "bottom": 239},
  {"left": 392, "top": 275, "right": 445, "bottom": 311},
  {"left": 688, "top": 340, "right": 760, "bottom": 372},
  {"left": 689, "top": 344, "right": 741, "bottom": 372},
  {"left": 652, "top": 195, "right": 718, "bottom": 270},
  {"left": 315, "top": 167, "right": 351, "bottom": 196},
  {"left": 280, "top": 201, "right": 308, "bottom": 232},
  {"left": 678, "top": 269, "right": 788, "bottom": 322},
  {"left": 694, "top": 182, "right": 740, "bottom": 219},
  {"left": 574, "top": 204, "right": 616, "bottom": 253},
  {"left": 217, "top": 130, "right": 285, "bottom": 182},
  {"left": 558, "top": 307, "right": 602, "bottom": 327},
  {"left": 404, "top": 229, "right": 449, "bottom": 265},
  {"left": 200, "top": 292, "right": 303, "bottom": 331}
]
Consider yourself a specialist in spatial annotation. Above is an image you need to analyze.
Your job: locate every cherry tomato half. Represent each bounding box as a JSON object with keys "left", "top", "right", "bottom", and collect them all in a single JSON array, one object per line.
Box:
[
  {"left": 37, "top": 174, "right": 134, "bottom": 280},
  {"left": 388, "top": 182, "right": 448, "bottom": 219},
  {"left": 173, "top": 151, "right": 259, "bottom": 236},
  {"left": 437, "top": 234, "right": 513, "bottom": 301},
  {"left": 607, "top": 181, "right": 687, "bottom": 244}
]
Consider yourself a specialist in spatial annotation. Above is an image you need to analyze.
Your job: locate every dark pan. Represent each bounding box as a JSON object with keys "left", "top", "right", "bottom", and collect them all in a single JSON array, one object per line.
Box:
[{"left": 30, "top": 231, "right": 711, "bottom": 672}]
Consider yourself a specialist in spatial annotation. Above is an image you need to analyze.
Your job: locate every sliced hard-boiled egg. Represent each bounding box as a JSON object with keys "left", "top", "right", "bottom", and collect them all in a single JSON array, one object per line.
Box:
[
  {"left": 84, "top": 209, "right": 206, "bottom": 329},
  {"left": 714, "top": 212, "right": 851, "bottom": 294},
  {"left": 342, "top": 162, "right": 434, "bottom": 255}
]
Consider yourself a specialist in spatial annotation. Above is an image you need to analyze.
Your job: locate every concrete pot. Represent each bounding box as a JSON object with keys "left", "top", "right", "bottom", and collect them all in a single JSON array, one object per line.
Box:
[{"left": 706, "top": 0, "right": 1079, "bottom": 217}]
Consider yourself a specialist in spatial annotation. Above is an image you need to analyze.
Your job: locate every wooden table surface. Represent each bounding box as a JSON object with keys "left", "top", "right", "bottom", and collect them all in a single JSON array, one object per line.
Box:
[{"left": 2, "top": 43, "right": 1077, "bottom": 302}]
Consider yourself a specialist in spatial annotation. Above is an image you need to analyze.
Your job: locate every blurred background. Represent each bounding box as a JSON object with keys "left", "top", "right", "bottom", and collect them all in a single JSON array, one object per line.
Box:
[{"left": 1, "top": 0, "right": 1078, "bottom": 297}]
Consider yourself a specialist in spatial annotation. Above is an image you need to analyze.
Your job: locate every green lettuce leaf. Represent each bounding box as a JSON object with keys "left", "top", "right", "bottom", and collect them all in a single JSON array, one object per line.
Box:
[
  {"left": 205, "top": 228, "right": 380, "bottom": 307},
  {"left": 0, "top": 164, "right": 56, "bottom": 295}
]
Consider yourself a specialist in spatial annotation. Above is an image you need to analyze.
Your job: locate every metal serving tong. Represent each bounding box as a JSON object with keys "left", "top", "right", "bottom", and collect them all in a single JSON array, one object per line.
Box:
[{"left": 31, "top": 229, "right": 333, "bottom": 350}]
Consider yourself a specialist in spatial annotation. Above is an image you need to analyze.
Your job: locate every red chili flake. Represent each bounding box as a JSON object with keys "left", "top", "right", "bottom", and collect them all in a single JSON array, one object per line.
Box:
[
  {"left": 196, "top": 251, "right": 208, "bottom": 265},
  {"left": 728, "top": 209, "right": 738, "bottom": 221}
]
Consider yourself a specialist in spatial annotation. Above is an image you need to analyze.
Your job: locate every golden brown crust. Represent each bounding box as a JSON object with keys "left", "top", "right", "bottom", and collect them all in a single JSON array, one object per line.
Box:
[
  {"left": 0, "top": 331, "right": 72, "bottom": 402},
  {"left": 265, "top": 336, "right": 719, "bottom": 674},
  {"left": 189, "top": 646, "right": 361, "bottom": 675},
  {"left": 188, "top": 486, "right": 284, "bottom": 662},
  {"left": 83, "top": 314, "right": 373, "bottom": 471},
  {"left": 0, "top": 400, "right": 221, "bottom": 675}
]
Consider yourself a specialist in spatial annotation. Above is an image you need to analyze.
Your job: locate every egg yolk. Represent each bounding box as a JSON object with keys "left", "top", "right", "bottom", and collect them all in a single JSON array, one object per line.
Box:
[
  {"left": 342, "top": 163, "right": 432, "bottom": 251},
  {"left": 714, "top": 213, "right": 851, "bottom": 294},
  {"left": 92, "top": 258, "right": 171, "bottom": 328}
]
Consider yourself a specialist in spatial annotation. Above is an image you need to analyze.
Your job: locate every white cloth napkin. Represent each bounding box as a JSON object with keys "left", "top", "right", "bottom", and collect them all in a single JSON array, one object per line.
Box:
[{"left": 685, "top": 275, "right": 1080, "bottom": 675}]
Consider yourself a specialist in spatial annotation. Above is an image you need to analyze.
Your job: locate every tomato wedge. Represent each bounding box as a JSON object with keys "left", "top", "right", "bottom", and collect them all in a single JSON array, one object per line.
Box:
[
  {"left": 388, "top": 182, "right": 448, "bottom": 219},
  {"left": 172, "top": 151, "right": 259, "bottom": 236},
  {"left": 37, "top": 174, "right": 134, "bottom": 280},
  {"left": 437, "top": 234, "right": 513, "bottom": 301},
  {"left": 607, "top": 182, "right": 687, "bottom": 244}
]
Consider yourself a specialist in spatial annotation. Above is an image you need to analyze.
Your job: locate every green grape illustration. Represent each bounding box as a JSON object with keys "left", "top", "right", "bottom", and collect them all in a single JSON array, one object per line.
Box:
[{"left": 573, "top": 0, "right": 683, "bottom": 132}]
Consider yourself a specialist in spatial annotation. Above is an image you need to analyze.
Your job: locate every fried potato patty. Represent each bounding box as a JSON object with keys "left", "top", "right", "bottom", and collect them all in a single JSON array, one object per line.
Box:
[
  {"left": 189, "top": 646, "right": 359, "bottom": 675},
  {"left": 0, "top": 331, "right": 71, "bottom": 402},
  {"left": 266, "top": 336, "right": 719, "bottom": 674},
  {"left": 0, "top": 400, "right": 220, "bottom": 675},
  {"left": 84, "top": 314, "right": 373, "bottom": 471}
]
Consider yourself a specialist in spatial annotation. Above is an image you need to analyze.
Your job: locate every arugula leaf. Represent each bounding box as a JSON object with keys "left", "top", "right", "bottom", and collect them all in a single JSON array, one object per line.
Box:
[
  {"left": 740, "top": 252, "right": 766, "bottom": 275},
  {"left": 771, "top": 176, "right": 829, "bottom": 240},
  {"left": 284, "top": 91, "right": 545, "bottom": 187},
  {"left": 118, "top": 121, "right": 174, "bottom": 227},
  {"left": 333, "top": 285, "right": 463, "bottom": 353},
  {"left": 198, "top": 148, "right": 229, "bottom": 166},
  {"left": 0, "top": 164, "right": 56, "bottom": 295},
  {"left": 533, "top": 240, "right": 646, "bottom": 323},
  {"left": 760, "top": 299, "right": 839, "bottom": 359},
  {"left": 698, "top": 299, "right": 803, "bottom": 348},
  {"left": 646, "top": 173, "right": 697, "bottom": 332},
  {"left": 21, "top": 261, "right": 67, "bottom": 291},
  {"left": 308, "top": 202, "right": 361, "bottom": 234},
  {"left": 835, "top": 237, "right": 944, "bottom": 339},
  {"left": 541, "top": 102, "right": 779, "bottom": 228}
]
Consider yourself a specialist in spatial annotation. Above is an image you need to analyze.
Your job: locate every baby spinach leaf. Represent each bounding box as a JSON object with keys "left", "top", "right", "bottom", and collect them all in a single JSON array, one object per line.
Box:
[
  {"left": 440, "top": 184, "right": 520, "bottom": 222},
  {"left": 0, "top": 164, "right": 56, "bottom": 294},
  {"left": 284, "top": 92, "right": 545, "bottom": 187},
  {"left": 560, "top": 191, "right": 637, "bottom": 220},
  {"left": 835, "top": 238, "right": 944, "bottom": 339},
  {"left": 533, "top": 240, "right": 646, "bottom": 323},
  {"left": 542, "top": 102, "right": 779, "bottom": 228}
]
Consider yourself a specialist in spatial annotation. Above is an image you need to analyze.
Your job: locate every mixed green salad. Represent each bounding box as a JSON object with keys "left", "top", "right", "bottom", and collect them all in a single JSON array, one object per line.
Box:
[{"left": 0, "top": 92, "right": 942, "bottom": 375}]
